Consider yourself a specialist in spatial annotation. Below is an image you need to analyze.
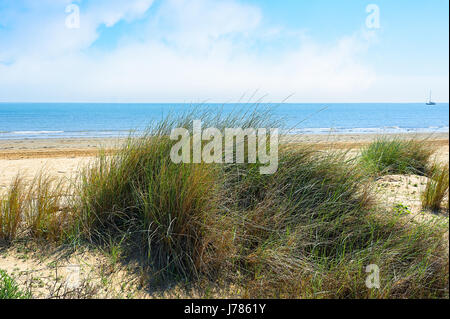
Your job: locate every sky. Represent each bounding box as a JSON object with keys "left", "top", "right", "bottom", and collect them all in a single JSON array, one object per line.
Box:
[{"left": 0, "top": 0, "right": 448, "bottom": 103}]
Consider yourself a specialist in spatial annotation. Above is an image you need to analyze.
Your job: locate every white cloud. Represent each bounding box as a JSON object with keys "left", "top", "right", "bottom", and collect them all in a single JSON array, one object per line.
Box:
[
  {"left": 85, "top": 0, "right": 154, "bottom": 27},
  {"left": 0, "top": 0, "right": 401, "bottom": 102},
  {"left": 0, "top": 0, "right": 154, "bottom": 58}
]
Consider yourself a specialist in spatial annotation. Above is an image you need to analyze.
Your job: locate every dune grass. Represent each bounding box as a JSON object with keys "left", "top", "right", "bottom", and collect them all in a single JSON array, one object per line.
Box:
[
  {"left": 0, "top": 176, "right": 24, "bottom": 241},
  {"left": 0, "top": 172, "right": 75, "bottom": 243},
  {"left": 221, "top": 147, "right": 448, "bottom": 298},
  {"left": 359, "top": 137, "right": 434, "bottom": 176},
  {"left": 0, "top": 108, "right": 448, "bottom": 298},
  {"left": 74, "top": 136, "right": 222, "bottom": 278},
  {"left": 70, "top": 106, "right": 282, "bottom": 279},
  {"left": 0, "top": 269, "right": 30, "bottom": 299},
  {"left": 422, "top": 163, "right": 449, "bottom": 212}
]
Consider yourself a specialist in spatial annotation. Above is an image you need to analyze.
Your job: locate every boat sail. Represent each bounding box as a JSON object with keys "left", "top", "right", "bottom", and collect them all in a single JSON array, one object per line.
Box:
[{"left": 426, "top": 90, "right": 436, "bottom": 105}]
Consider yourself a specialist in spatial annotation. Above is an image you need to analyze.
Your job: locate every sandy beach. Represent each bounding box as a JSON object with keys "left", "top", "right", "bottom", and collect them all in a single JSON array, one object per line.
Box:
[{"left": 1, "top": 133, "right": 448, "bottom": 183}]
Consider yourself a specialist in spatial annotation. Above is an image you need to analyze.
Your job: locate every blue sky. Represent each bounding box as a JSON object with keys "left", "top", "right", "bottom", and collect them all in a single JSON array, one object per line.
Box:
[{"left": 0, "top": 0, "right": 448, "bottom": 102}]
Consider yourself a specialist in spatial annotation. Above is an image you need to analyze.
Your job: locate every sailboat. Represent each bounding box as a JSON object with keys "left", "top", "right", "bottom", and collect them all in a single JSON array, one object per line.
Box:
[{"left": 426, "top": 90, "right": 436, "bottom": 105}]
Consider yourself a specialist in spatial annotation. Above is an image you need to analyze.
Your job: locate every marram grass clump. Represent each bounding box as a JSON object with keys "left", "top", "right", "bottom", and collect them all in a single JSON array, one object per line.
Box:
[
  {"left": 359, "top": 137, "right": 434, "bottom": 176},
  {"left": 0, "top": 172, "right": 75, "bottom": 242},
  {"left": 0, "top": 269, "right": 30, "bottom": 299},
  {"left": 220, "top": 146, "right": 448, "bottom": 298},
  {"left": 75, "top": 135, "right": 222, "bottom": 278},
  {"left": 422, "top": 163, "right": 449, "bottom": 212},
  {"left": 73, "top": 106, "right": 281, "bottom": 279}
]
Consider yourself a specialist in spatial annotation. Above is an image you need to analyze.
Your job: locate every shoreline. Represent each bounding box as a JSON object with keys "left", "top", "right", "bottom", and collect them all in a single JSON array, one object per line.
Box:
[
  {"left": 0, "top": 132, "right": 448, "bottom": 159},
  {"left": 1, "top": 129, "right": 449, "bottom": 140}
]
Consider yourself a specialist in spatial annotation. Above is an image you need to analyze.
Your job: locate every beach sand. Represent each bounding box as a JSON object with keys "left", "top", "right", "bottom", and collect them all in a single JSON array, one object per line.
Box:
[{"left": 1, "top": 133, "right": 448, "bottom": 184}]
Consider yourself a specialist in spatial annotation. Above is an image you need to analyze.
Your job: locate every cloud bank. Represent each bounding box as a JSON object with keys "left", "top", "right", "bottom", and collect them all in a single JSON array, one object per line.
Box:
[{"left": 1, "top": 0, "right": 444, "bottom": 102}]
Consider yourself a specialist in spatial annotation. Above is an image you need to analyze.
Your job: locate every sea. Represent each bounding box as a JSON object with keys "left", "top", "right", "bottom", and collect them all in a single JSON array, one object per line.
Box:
[{"left": 0, "top": 103, "right": 448, "bottom": 140}]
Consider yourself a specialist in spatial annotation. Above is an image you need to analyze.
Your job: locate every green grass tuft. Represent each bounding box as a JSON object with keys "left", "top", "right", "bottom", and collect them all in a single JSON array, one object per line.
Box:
[
  {"left": 0, "top": 172, "right": 75, "bottom": 243},
  {"left": 73, "top": 106, "right": 281, "bottom": 279},
  {"left": 0, "top": 269, "right": 30, "bottom": 299},
  {"left": 221, "top": 146, "right": 448, "bottom": 298},
  {"left": 359, "top": 137, "right": 434, "bottom": 176},
  {"left": 422, "top": 163, "right": 449, "bottom": 212}
]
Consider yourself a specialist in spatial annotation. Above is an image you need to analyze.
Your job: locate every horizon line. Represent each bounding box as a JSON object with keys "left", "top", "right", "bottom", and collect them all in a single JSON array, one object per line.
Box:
[{"left": 1, "top": 101, "right": 449, "bottom": 104}]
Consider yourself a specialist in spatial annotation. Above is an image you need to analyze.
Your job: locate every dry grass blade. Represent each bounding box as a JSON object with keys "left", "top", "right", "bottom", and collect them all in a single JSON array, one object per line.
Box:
[{"left": 422, "top": 163, "right": 449, "bottom": 212}]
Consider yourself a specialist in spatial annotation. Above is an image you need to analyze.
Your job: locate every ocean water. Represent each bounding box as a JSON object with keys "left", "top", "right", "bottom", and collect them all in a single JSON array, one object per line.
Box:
[{"left": 0, "top": 103, "right": 448, "bottom": 139}]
